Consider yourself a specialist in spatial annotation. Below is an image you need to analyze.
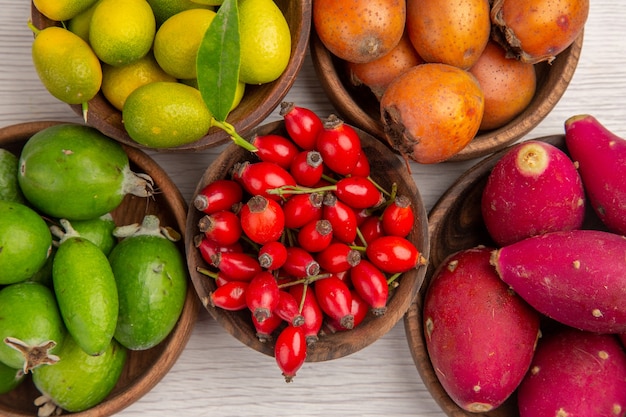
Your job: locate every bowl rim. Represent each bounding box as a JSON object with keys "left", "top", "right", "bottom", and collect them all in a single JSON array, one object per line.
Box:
[
  {"left": 0, "top": 120, "right": 200, "bottom": 417},
  {"left": 29, "top": 0, "right": 312, "bottom": 153},
  {"left": 185, "top": 119, "right": 430, "bottom": 362},
  {"left": 309, "top": 21, "right": 584, "bottom": 162},
  {"left": 402, "top": 134, "right": 565, "bottom": 417}
]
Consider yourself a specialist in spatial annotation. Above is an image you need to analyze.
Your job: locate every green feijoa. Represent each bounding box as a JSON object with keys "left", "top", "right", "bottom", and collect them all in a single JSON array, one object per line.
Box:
[
  {"left": 0, "top": 200, "right": 52, "bottom": 285},
  {"left": 0, "top": 148, "right": 25, "bottom": 203},
  {"left": 18, "top": 124, "right": 154, "bottom": 221},
  {"left": 0, "top": 360, "right": 25, "bottom": 394},
  {"left": 52, "top": 237, "right": 118, "bottom": 356},
  {"left": 109, "top": 215, "right": 187, "bottom": 350},
  {"left": 51, "top": 214, "right": 117, "bottom": 255},
  {"left": 32, "top": 333, "right": 127, "bottom": 414},
  {"left": 0, "top": 282, "right": 65, "bottom": 372}
]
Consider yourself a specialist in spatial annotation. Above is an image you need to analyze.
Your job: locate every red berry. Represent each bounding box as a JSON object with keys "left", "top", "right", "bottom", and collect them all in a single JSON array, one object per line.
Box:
[
  {"left": 194, "top": 179, "right": 243, "bottom": 214},
  {"left": 246, "top": 271, "right": 280, "bottom": 323},
  {"left": 316, "top": 242, "right": 361, "bottom": 273},
  {"left": 252, "top": 312, "right": 283, "bottom": 343},
  {"left": 282, "top": 247, "right": 320, "bottom": 278},
  {"left": 334, "top": 176, "right": 384, "bottom": 209},
  {"left": 274, "top": 290, "right": 305, "bottom": 327},
  {"left": 274, "top": 325, "right": 307, "bottom": 383},
  {"left": 280, "top": 101, "right": 323, "bottom": 151},
  {"left": 282, "top": 192, "right": 323, "bottom": 229},
  {"left": 351, "top": 151, "right": 371, "bottom": 177},
  {"left": 289, "top": 150, "right": 324, "bottom": 187},
  {"left": 381, "top": 195, "right": 414, "bottom": 238},
  {"left": 197, "top": 210, "right": 242, "bottom": 246},
  {"left": 208, "top": 281, "right": 248, "bottom": 311},
  {"left": 194, "top": 235, "right": 243, "bottom": 265},
  {"left": 350, "top": 260, "right": 389, "bottom": 316},
  {"left": 233, "top": 161, "right": 296, "bottom": 201},
  {"left": 239, "top": 195, "right": 285, "bottom": 244},
  {"left": 250, "top": 133, "right": 299, "bottom": 169},
  {"left": 289, "top": 284, "right": 323, "bottom": 345},
  {"left": 258, "top": 241, "right": 288, "bottom": 270},
  {"left": 297, "top": 219, "right": 333, "bottom": 253},
  {"left": 322, "top": 193, "right": 358, "bottom": 244},
  {"left": 356, "top": 215, "right": 384, "bottom": 246},
  {"left": 314, "top": 275, "right": 354, "bottom": 330},
  {"left": 365, "top": 235, "right": 424, "bottom": 273},
  {"left": 211, "top": 252, "right": 262, "bottom": 281},
  {"left": 326, "top": 290, "right": 369, "bottom": 332},
  {"left": 315, "top": 114, "right": 362, "bottom": 176}
]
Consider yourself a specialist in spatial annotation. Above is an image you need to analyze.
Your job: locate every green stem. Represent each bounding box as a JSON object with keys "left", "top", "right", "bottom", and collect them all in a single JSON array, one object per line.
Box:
[
  {"left": 81, "top": 102, "right": 89, "bottom": 123},
  {"left": 387, "top": 272, "right": 402, "bottom": 288},
  {"left": 196, "top": 266, "right": 218, "bottom": 279},
  {"left": 277, "top": 273, "right": 333, "bottom": 289},
  {"left": 211, "top": 119, "right": 258, "bottom": 152},
  {"left": 27, "top": 20, "right": 40, "bottom": 36}
]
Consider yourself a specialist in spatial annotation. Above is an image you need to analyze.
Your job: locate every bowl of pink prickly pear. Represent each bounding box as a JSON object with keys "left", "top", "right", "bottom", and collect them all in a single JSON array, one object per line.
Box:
[
  {"left": 185, "top": 102, "right": 429, "bottom": 381},
  {"left": 404, "top": 114, "right": 626, "bottom": 416}
]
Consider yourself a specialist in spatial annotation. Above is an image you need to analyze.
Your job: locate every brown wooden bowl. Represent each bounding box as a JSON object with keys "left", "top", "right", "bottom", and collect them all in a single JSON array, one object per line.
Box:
[
  {"left": 310, "top": 26, "right": 583, "bottom": 162},
  {"left": 0, "top": 121, "right": 199, "bottom": 416},
  {"left": 30, "top": 0, "right": 311, "bottom": 152},
  {"left": 186, "top": 120, "right": 430, "bottom": 362},
  {"left": 402, "top": 134, "right": 602, "bottom": 416}
]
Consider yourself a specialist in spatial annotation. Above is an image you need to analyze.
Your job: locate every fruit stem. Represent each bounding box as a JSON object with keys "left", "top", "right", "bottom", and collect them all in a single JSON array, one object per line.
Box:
[
  {"left": 211, "top": 119, "right": 258, "bottom": 152},
  {"left": 277, "top": 273, "right": 333, "bottom": 289},
  {"left": 387, "top": 272, "right": 402, "bottom": 288},
  {"left": 81, "top": 102, "right": 89, "bottom": 123},
  {"left": 196, "top": 266, "right": 218, "bottom": 279},
  {"left": 26, "top": 20, "right": 40, "bottom": 36}
]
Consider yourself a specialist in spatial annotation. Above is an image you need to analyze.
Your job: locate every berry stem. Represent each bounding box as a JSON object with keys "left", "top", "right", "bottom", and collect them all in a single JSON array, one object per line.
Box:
[{"left": 211, "top": 119, "right": 258, "bottom": 152}]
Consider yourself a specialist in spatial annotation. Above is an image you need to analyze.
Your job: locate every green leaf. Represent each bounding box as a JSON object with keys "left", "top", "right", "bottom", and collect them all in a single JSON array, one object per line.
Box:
[{"left": 196, "top": 0, "right": 240, "bottom": 122}]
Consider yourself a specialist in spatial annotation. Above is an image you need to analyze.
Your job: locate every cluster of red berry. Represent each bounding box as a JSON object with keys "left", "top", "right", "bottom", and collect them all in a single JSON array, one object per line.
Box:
[{"left": 192, "top": 103, "right": 424, "bottom": 382}]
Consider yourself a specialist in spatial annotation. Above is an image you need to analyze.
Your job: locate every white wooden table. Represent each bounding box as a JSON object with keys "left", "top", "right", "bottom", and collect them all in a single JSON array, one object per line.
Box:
[{"left": 1, "top": 2, "right": 625, "bottom": 416}]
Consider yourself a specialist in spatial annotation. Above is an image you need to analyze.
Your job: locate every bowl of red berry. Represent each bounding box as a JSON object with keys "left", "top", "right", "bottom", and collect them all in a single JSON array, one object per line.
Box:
[{"left": 185, "top": 102, "right": 429, "bottom": 381}]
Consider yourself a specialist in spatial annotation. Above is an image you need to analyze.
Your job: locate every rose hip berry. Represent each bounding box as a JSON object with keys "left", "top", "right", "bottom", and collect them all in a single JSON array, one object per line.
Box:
[
  {"left": 315, "top": 275, "right": 355, "bottom": 330},
  {"left": 316, "top": 114, "right": 362, "bottom": 176},
  {"left": 350, "top": 260, "right": 389, "bottom": 316},
  {"left": 282, "top": 192, "right": 324, "bottom": 229},
  {"left": 246, "top": 271, "right": 280, "bottom": 323},
  {"left": 239, "top": 195, "right": 285, "bottom": 244},
  {"left": 297, "top": 219, "right": 333, "bottom": 253},
  {"left": 194, "top": 179, "right": 243, "bottom": 214},
  {"left": 208, "top": 281, "right": 249, "bottom": 311},
  {"left": 250, "top": 133, "right": 299, "bottom": 169},
  {"left": 233, "top": 161, "right": 296, "bottom": 201},
  {"left": 381, "top": 195, "right": 414, "bottom": 238},
  {"left": 197, "top": 210, "right": 242, "bottom": 246},
  {"left": 280, "top": 101, "right": 323, "bottom": 151},
  {"left": 289, "top": 284, "right": 324, "bottom": 345},
  {"left": 275, "top": 325, "right": 307, "bottom": 383},
  {"left": 366, "top": 235, "right": 424, "bottom": 274},
  {"left": 258, "top": 241, "right": 288, "bottom": 271},
  {"left": 322, "top": 193, "right": 358, "bottom": 244},
  {"left": 289, "top": 150, "right": 324, "bottom": 187}
]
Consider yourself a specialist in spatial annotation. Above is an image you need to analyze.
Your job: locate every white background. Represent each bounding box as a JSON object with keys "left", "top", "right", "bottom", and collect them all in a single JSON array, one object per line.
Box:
[{"left": 1, "top": 1, "right": 625, "bottom": 416}]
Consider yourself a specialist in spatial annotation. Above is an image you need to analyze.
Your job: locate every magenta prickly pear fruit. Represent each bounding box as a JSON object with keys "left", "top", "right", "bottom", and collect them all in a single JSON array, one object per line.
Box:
[
  {"left": 481, "top": 140, "right": 585, "bottom": 246},
  {"left": 423, "top": 246, "right": 541, "bottom": 413},
  {"left": 492, "top": 229, "right": 626, "bottom": 333},
  {"left": 517, "top": 327, "right": 626, "bottom": 417},
  {"left": 564, "top": 114, "right": 626, "bottom": 235}
]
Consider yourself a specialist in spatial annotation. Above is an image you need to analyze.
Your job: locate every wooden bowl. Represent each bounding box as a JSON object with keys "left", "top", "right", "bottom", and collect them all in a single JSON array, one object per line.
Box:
[
  {"left": 0, "top": 121, "right": 199, "bottom": 416},
  {"left": 30, "top": 0, "right": 311, "bottom": 152},
  {"left": 310, "top": 26, "right": 583, "bottom": 162},
  {"left": 186, "top": 120, "right": 430, "bottom": 362},
  {"left": 403, "top": 134, "right": 602, "bottom": 416}
]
